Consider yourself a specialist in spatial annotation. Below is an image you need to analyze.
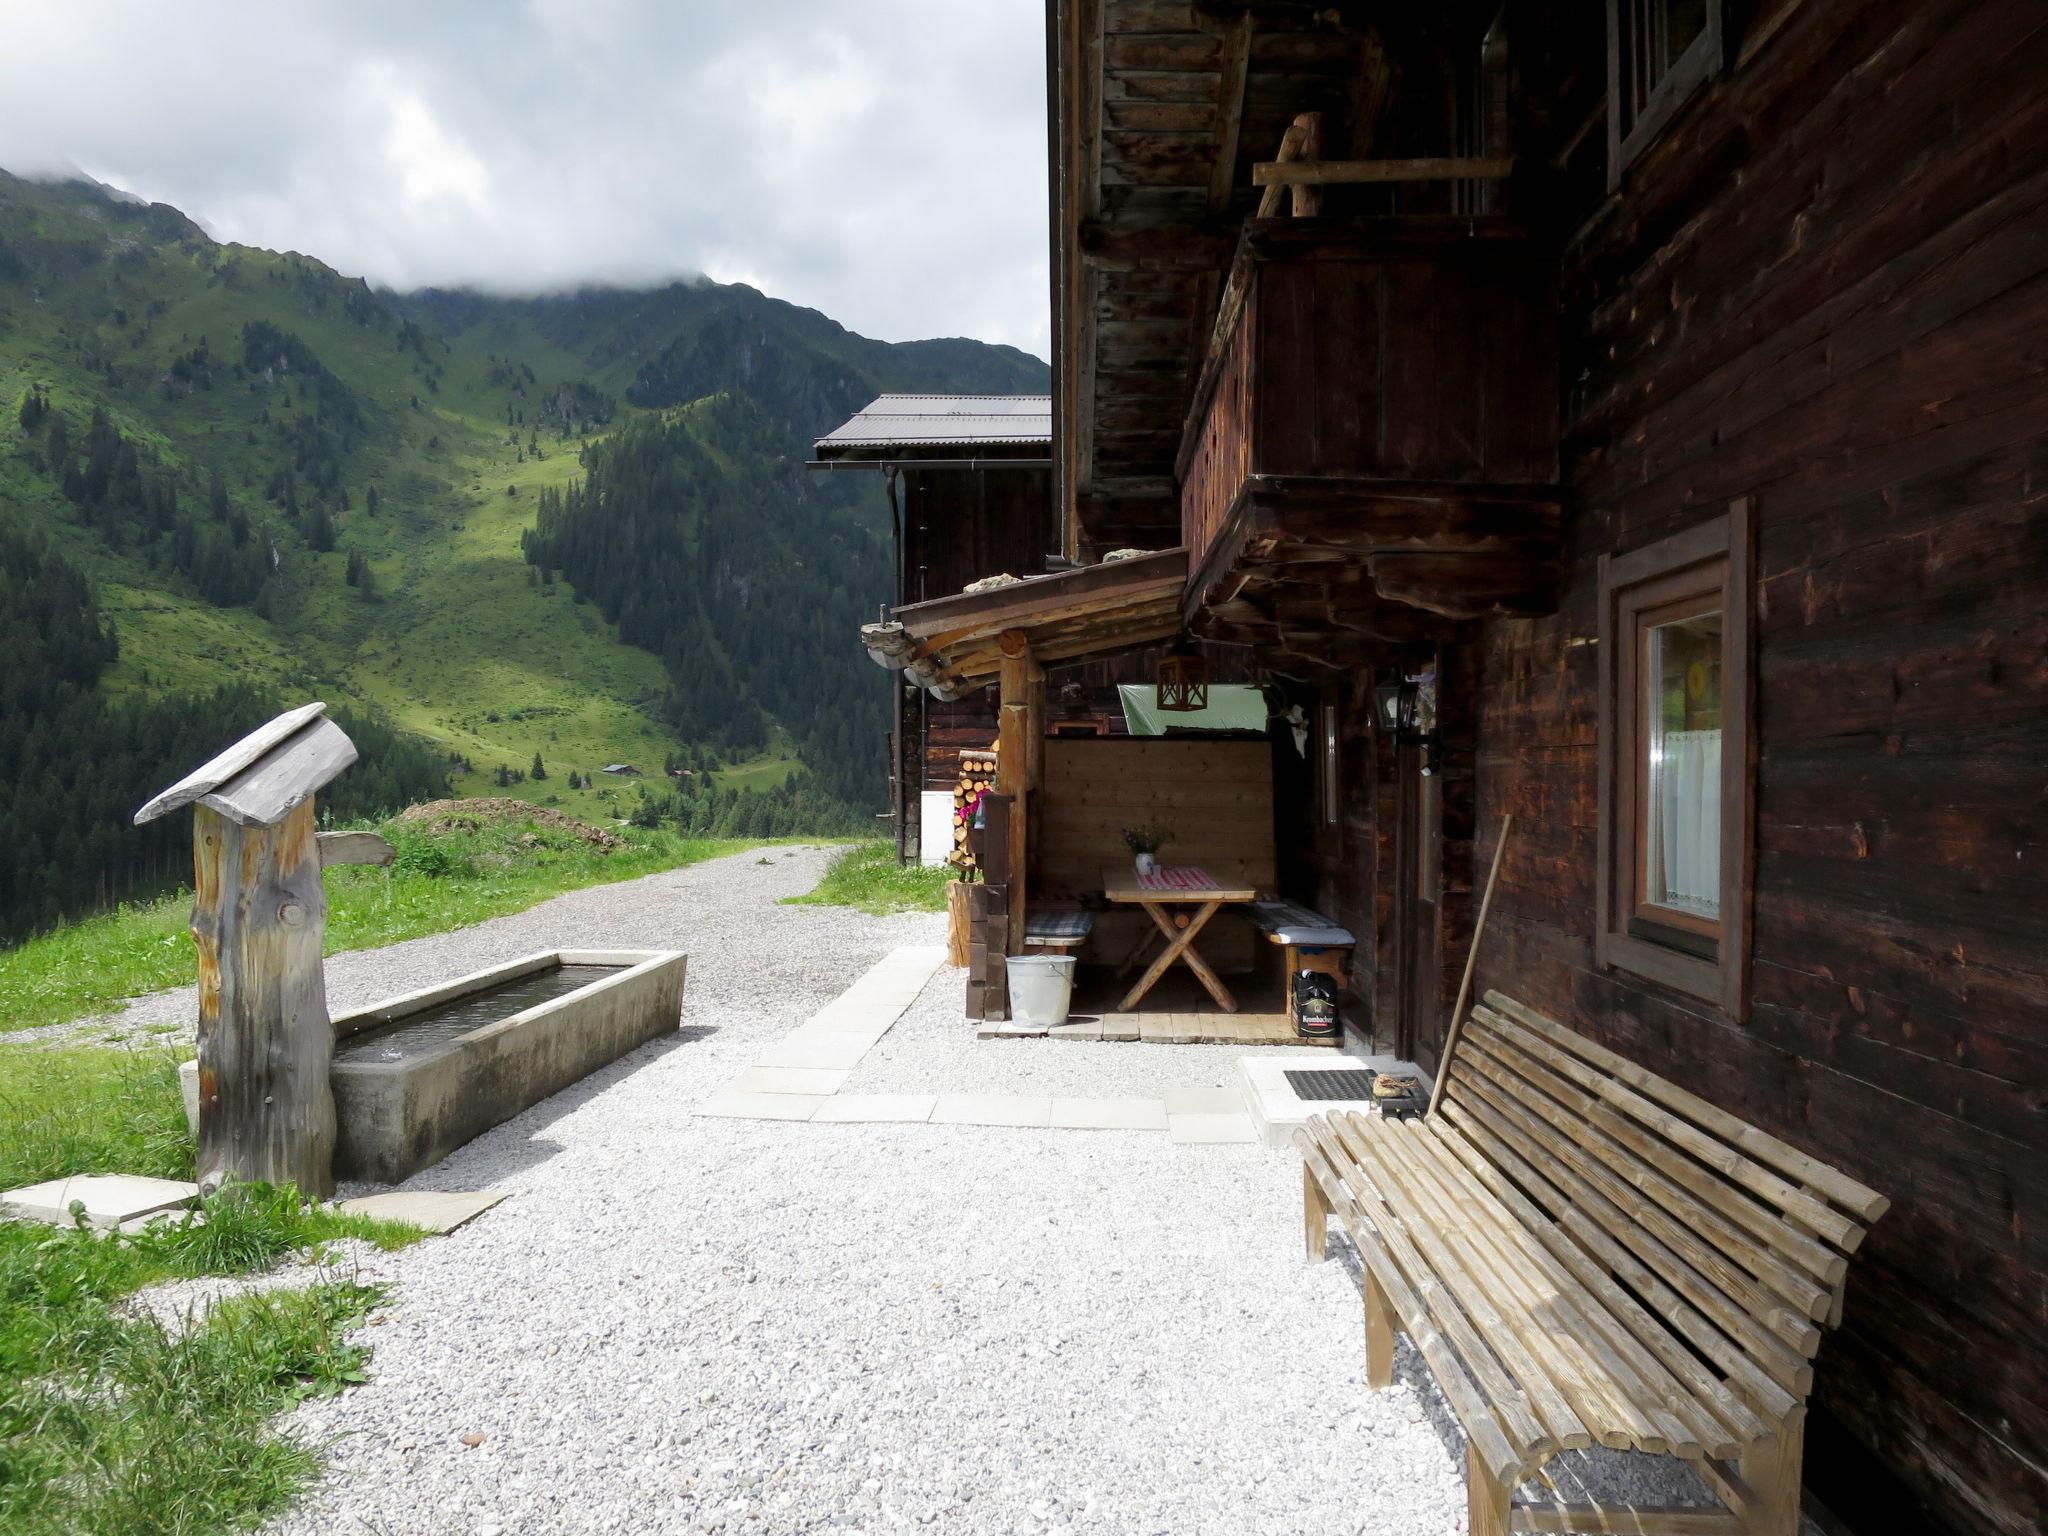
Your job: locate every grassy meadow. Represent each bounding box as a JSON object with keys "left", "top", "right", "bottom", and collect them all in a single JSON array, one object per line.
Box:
[
  {"left": 0, "top": 813, "right": 794, "bottom": 1036},
  {"left": 0, "top": 1042, "right": 426, "bottom": 1536}
]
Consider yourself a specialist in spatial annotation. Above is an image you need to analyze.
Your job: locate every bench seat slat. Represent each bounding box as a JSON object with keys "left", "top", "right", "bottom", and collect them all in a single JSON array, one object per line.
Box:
[
  {"left": 1428, "top": 1119, "right": 1768, "bottom": 1452},
  {"left": 1440, "top": 1088, "right": 1808, "bottom": 1417},
  {"left": 1482, "top": 992, "right": 1888, "bottom": 1226},
  {"left": 1303, "top": 1116, "right": 1558, "bottom": 1463},
  {"left": 1297, "top": 1130, "right": 1526, "bottom": 1486},
  {"left": 1461, "top": 1020, "right": 1836, "bottom": 1333},
  {"left": 1382, "top": 1117, "right": 1728, "bottom": 1459},
  {"left": 1330, "top": 1115, "right": 1598, "bottom": 1453},
  {"left": 1470, "top": 1008, "right": 1846, "bottom": 1298},
  {"left": 1357, "top": 1116, "right": 1697, "bottom": 1456},
  {"left": 1448, "top": 1062, "right": 1818, "bottom": 1398},
  {"left": 1297, "top": 990, "right": 1885, "bottom": 1534}
]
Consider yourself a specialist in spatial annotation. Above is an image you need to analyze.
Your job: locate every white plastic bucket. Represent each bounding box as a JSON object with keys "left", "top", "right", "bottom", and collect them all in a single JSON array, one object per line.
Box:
[{"left": 1006, "top": 954, "right": 1077, "bottom": 1028}]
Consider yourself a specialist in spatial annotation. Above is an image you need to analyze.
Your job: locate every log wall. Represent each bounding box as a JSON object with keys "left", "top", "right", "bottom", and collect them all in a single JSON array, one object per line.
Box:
[
  {"left": 1037, "top": 737, "right": 1275, "bottom": 903},
  {"left": 1463, "top": 4, "right": 2048, "bottom": 1532}
]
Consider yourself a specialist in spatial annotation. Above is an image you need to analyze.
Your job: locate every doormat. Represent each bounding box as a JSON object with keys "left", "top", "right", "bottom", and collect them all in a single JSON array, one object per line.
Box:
[{"left": 1283, "top": 1069, "right": 1378, "bottom": 1102}]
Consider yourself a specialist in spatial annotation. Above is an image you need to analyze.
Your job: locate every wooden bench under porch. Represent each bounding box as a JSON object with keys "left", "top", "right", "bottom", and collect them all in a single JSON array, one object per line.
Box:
[{"left": 1298, "top": 991, "right": 1889, "bottom": 1536}]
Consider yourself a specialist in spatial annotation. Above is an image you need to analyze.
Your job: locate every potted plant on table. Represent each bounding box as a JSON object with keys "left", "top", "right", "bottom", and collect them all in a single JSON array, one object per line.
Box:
[{"left": 1122, "top": 824, "right": 1172, "bottom": 879}]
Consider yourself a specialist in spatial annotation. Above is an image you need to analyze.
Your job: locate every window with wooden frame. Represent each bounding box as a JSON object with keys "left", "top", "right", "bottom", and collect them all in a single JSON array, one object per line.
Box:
[
  {"left": 1596, "top": 501, "right": 1752, "bottom": 1016},
  {"left": 1607, "top": 0, "right": 1723, "bottom": 188}
]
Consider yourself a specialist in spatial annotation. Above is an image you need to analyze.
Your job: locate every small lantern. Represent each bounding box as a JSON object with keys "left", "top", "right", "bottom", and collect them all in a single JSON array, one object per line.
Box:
[
  {"left": 1372, "top": 669, "right": 1442, "bottom": 776},
  {"left": 1155, "top": 639, "right": 1209, "bottom": 713}
]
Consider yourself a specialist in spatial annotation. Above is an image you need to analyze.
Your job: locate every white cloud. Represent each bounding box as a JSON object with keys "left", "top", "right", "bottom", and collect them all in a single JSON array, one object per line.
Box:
[{"left": 0, "top": 0, "right": 1049, "bottom": 355}]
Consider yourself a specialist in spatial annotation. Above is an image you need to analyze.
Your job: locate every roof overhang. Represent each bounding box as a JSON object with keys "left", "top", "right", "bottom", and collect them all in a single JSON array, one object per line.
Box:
[{"left": 861, "top": 548, "right": 1188, "bottom": 697}]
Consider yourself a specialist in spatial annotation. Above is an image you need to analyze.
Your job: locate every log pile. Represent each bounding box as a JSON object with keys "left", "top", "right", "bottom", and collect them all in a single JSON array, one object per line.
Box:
[{"left": 949, "top": 746, "right": 999, "bottom": 872}]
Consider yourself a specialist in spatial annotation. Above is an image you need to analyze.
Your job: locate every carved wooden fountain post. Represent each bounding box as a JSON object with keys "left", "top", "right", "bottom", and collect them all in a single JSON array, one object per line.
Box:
[{"left": 136, "top": 702, "right": 389, "bottom": 1198}]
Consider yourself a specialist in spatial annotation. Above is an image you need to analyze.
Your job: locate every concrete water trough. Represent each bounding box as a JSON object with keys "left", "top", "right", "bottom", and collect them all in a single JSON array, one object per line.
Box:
[{"left": 183, "top": 949, "right": 686, "bottom": 1184}]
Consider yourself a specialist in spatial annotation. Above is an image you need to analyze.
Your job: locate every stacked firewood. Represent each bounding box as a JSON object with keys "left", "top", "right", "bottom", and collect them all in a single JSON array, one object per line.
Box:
[{"left": 950, "top": 746, "right": 998, "bottom": 871}]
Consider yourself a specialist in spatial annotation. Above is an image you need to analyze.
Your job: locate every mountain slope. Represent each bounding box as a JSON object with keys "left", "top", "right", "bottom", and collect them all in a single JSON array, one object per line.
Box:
[
  {"left": 0, "top": 168, "right": 1045, "bottom": 828},
  {"left": 0, "top": 174, "right": 1048, "bottom": 794}
]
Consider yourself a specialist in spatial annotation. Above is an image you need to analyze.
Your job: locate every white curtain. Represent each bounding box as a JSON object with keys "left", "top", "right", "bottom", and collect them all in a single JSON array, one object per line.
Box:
[{"left": 1650, "top": 729, "right": 1720, "bottom": 917}]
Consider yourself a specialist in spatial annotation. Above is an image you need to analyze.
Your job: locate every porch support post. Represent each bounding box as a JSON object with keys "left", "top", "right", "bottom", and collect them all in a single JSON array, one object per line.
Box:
[{"left": 997, "top": 629, "right": 1041, "bottom": 956}]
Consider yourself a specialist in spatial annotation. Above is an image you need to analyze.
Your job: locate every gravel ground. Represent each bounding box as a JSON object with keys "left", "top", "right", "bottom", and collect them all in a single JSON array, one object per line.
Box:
[
  {"left": 61, "top": 843, "right": 1787, "bottom": 1533},
  {"left": 122, "top": 1238, "right": 394, "bottom": 1337},
  {"left": 844, "top": 971, "right": 1340, "bottom": 1100},
  {"left": 29, "top": 844, "right": 915, "bottom": 1048}
]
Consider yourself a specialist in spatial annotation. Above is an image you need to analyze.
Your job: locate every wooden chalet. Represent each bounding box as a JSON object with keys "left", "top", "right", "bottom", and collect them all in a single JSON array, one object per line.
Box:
[
  {"left": 856, "top": 2, "right": 2044, "bottom": 1534},
  {"left": 814, "top": 394, "right": 1057, "bottom": 863}
]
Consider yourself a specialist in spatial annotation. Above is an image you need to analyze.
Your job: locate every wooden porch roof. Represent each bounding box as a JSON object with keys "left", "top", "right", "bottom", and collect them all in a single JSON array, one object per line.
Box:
[{"left": 863, "top": 548, "right": 1188, "bottom": 695}]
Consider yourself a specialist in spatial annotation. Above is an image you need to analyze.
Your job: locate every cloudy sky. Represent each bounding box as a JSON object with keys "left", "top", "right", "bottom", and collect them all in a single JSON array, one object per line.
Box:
[{"left": 0, "top": 1, "right": 1052, "bottom": 356}]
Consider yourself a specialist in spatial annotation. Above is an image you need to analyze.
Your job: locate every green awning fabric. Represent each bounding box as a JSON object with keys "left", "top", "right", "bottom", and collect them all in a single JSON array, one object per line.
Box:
[{"left": 1118, "top": 683, "right": 1269, "bottom": 737}]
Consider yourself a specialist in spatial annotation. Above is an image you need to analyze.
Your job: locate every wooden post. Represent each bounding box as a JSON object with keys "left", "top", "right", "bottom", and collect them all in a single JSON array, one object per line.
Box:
[
  {"left": 190, "top": 800, "right": 337, "bottom": 1196},
  {"left": 996, "top": 630, "right": 1040, "bottom": 957},
  {"left": 1303, "top": 1162, "right": 1329, "bottom": 1262},
  {"left": 1364, "top": 1267, "right": 1396, "bottom": 1388},
  {"left": 1291, "top": 111, "right": 1323, "bottom": 217},
  {"left": 136, "top": 701, "right": 363, "bottom": 1199}
]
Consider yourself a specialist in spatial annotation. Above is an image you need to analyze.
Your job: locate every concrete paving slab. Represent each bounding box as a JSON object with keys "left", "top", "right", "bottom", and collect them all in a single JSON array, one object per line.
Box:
[
  {"left": 2, "top": 1174, "right": 199, "bottom": 1229},
  {"left": 1236, "top": 1051, "right": 1416, "bottom": 1148},
  {"left": 754, "top": 1035, "right": 872, "bottom": 1071},
  {"left": 1164, "top": 1085, "right": 1245, "bottom": 1117},
  {"left": 811, "top": 1094, "right": 939, "bottom": 1124},
  {"left": 730, "top": 1066, "right": 850, "bottom": 1096},
  {"left": 338, "top": 1189, "right": 508, "bottom": 1235},
  {"left": 696, "top": 1091, "right": 825, "bottom": 1122},
  {"left": 1167, "top": 1111, "right": 1259, "bottom": 1145},
  {"left": 1050, "top": 1097, "right": 1169, "bottom": 1131},
  {"left": 929, "top": 1094, "right": 1053, "bottom": 1128}
]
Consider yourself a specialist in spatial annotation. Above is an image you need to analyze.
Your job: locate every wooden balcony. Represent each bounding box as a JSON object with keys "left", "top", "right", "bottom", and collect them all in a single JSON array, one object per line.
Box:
[{"left": 1177, "top": 219, "right": 1562, "bottom": 666}]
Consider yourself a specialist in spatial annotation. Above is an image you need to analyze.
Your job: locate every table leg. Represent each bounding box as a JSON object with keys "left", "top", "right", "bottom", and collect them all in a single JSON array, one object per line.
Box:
[{"left": 1120, "top": 901, "right": 1237, "bottom": 1012}]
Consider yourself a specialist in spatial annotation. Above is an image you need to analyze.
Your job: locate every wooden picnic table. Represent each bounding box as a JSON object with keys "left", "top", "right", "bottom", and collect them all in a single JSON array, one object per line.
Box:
[{"left": 1100, "top": 865, "right": 1259, "bottom": 1013}]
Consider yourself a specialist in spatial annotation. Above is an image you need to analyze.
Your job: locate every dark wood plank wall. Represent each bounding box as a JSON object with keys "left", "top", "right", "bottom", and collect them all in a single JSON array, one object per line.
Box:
[
  {"left": 1254, "top": 232, "right": 1558, "bottom": 484},
  {"left": 903, "top": 466, "right": 1055, "bottom": 605},
  {"left": 1464, "top": 4, "right": 2048, "bottom": 1532}
]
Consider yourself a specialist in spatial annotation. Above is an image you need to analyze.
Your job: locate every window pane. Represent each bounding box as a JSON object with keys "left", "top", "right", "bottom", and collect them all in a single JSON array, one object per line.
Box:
[{"left": 1644, "top": 609, "right": 1722, "bottom": 920}]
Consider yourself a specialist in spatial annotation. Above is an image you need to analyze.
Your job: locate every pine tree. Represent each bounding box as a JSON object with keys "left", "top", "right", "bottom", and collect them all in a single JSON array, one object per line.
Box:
[{"left": 531, "top": 752, "right": 547, "bottom": 781}]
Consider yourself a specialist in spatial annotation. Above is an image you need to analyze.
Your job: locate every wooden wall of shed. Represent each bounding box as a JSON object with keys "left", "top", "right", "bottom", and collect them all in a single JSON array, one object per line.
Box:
[
  {"left": 902, "top": 465, "right": 1054, "bottom": 605},
  {"left": 1037, "top": 737, "right": 1275, "bottom": 905},
  {"left": 1464, "top": 4, "right": 2047, "bottom": 1532}
]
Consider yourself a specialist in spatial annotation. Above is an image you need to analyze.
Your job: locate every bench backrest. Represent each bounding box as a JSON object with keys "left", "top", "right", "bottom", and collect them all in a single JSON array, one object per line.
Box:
[{"left": 1435, "top": 989, "right": 1888, "bottom": 1422}]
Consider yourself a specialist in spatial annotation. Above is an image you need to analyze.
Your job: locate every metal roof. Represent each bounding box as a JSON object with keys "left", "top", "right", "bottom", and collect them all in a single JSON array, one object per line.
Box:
[{"left": 814, "top": 394, "right": 1052, "bottom": 454}]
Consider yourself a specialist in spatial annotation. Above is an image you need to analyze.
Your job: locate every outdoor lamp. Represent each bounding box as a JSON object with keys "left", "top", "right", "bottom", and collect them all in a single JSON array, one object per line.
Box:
[
  {"left": 1373, "top": 673, "right": 1442, "bottom": 777},
  {"left": 1155, "top": 639, "right": 1209, "bottom": 713}
]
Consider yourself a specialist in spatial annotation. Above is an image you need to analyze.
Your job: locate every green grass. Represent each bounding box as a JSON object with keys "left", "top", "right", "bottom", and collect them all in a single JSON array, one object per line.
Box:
[
  {"left": 0, "top": 1044, "right": 422, "bottom": 1535},
  {"left": 0, "top": 816, "right": 765, "bottom": 1036},
  {"left": 783, "top": 840, "right": 955, "bottom": 915}
]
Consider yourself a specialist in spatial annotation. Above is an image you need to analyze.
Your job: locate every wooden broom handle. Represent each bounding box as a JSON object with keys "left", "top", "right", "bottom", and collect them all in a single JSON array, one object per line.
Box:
[{"left": 1430, "top": 813, "right": 1512, "bottom": 1114}]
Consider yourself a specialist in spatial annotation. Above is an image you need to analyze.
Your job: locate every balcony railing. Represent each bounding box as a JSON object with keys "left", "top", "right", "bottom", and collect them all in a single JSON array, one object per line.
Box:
[{"left": 1176, "top": 218, "right": 1562, "bottom": 660}]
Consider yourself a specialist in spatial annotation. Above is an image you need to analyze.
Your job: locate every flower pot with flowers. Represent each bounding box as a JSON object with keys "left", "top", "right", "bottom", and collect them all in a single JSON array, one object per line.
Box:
[{"left": 1122, "top": 824, "right": 1172, "bottom": 879}]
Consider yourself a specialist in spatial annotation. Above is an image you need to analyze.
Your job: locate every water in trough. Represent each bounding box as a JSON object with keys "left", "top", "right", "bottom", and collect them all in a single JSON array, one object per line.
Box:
[{"left": 335, "top": 964, "right": 623, "bottom": 1063}]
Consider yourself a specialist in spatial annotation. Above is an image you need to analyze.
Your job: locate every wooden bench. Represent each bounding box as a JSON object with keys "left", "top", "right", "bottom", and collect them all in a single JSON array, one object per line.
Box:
[
  {"left": 1246, "top": 900, "right": 1354, "bottom": 1029},
  {"left": 1297, "top": 990, "right": 1888, "bottom": 1536},
  {"left": 1022, "top": 907, "right": 1094, "bottom": 954}
]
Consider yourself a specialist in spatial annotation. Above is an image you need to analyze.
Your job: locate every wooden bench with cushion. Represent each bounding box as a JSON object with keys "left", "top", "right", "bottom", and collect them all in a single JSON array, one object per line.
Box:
[
  {"left": 1246, "top": 900, "right": 1354, "bottom": 1029},
  {"left": 1297, "top": 990, "right": 1888, "bottom": 1536},
  {"left": 1022, "top": 907, "right": 1094, "bottom": 953}
]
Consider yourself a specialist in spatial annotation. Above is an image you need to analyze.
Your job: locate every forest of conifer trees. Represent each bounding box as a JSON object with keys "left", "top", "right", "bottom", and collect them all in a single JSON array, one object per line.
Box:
[{"left": 0, "top": 531, "right": 449, "bottom": 939}]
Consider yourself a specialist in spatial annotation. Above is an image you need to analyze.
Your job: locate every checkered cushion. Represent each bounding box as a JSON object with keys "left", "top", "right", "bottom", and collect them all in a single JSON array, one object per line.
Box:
[
  {"left": 1024, "top": 908, "right": 1095, "bottom": 942},
  {"left": 1247, "top": 900, "right": 1354, "bottom": 947}
]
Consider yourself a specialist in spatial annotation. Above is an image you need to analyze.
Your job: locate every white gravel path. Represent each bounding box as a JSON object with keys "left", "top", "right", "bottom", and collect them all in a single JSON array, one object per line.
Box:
[{"left": 65, "top": 842, "right": 1781, "bottom": 1534}]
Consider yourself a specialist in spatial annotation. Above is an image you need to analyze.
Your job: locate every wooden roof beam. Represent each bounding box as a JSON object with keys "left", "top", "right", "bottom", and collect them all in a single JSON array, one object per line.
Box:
[
  {"left": 1078, "top": 220, "right": 1241, "bottom": 270},
  {"left": 1253, "top": 156, "right": 1517, "bottom": 187}
]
